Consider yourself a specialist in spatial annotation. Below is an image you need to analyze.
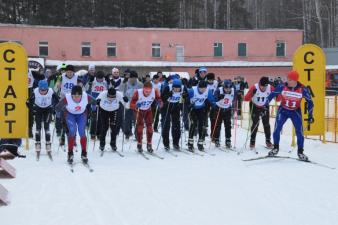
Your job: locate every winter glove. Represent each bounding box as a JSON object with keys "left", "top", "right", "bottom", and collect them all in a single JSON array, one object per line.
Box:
[
  {"left": 155, "top": 100, "right": 161, "bottom": 108},
  {"left": 136, "top": 102, "right": 142, "bottom": 109},
  {"left": 307, "top": 116, "right": 315, "bottom": 124},
  {"left": 260, "top": 109, "right": 267, "bottom": 117},
  {"left": 96, "top": 99, "right": 101, "bottom": 105},
  {"left": 46, "top": 105, "right": 54, "bottom": 113},
  {"left": 217, "top": 94, "right": 225, "bottom": 101},
  {"left": 168, "top": 91, "right": 173, "bottom": 98},
  {"left": 182, "top": 92, "right": 188, "bottom": 99},
  {"left": 262, "top": 101, "right": 269, "bottom": 111},
  {"left": 25, "top": 101, "right": 31, "bottom": 109},
  {"left": 123, "top": 96, "right": 129, "bottom": 103}
]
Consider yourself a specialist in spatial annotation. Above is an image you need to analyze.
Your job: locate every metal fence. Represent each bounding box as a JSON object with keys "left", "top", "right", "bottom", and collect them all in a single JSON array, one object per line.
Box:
[{"left": 240, "top": 93, "right": 338, "bottom": 143}]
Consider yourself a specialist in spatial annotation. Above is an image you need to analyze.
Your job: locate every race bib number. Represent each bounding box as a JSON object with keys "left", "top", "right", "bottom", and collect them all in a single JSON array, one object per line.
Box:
[
  {"left": 93, "top": 85, "right": 105, "bottom": 92},
  {"left": 64, "top": 83, "right": 74, "bottom": 90}
]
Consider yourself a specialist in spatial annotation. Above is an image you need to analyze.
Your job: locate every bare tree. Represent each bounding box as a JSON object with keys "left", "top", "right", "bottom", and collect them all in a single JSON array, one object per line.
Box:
[
  {"left": 314, "top": 0, "right": 324, "bottom": 46},
  {"left": 213, "top": 0, "right": 217, "bottom": 28},
  {"left": 227, "top": 0, "right": 231, "bottom": 29}
]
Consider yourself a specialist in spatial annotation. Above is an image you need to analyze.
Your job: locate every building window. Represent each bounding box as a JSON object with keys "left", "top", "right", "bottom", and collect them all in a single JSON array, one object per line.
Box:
[
  {"left": 107, "top": 42, "right": 116, "bottom": 57},
  {"left": 39, "top": 41, "right": 48, "bottom": 57},
  {"left": 238, "top": 43, "right": 247, "bottom": 57},
  {"left": 276, "top": 41, "right": 286, "bottom": 57},
  {"left": 214, "top": 42, "right": 223, "bottom": 57},
  {"left": 82, "top": 42, "right": 91, "bottom": 57},
  {"left": 152, "top": 43, "right": 161, "bottom": 58}
]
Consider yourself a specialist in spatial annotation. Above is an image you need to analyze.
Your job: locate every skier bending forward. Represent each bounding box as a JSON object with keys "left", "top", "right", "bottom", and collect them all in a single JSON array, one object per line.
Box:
[{"left": 265, "top": 70, "right": 314, "bottom": 161}]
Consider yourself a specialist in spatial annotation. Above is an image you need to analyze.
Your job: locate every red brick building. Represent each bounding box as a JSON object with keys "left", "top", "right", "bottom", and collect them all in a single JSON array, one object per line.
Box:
[{"left": 0, "top": 24, "right": 303, "bottom": 84}]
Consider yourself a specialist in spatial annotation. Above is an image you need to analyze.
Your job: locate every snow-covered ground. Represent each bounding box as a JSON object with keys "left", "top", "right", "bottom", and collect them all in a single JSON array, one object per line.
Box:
[{"left": 1, "top": 125, "right": 338, "bottom": 225}]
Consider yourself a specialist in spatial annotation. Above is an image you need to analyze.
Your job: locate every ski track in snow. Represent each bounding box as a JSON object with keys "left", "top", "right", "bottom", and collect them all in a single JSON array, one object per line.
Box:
[{"left": 1, "top": 127, "right": 338, "bottom": 225}]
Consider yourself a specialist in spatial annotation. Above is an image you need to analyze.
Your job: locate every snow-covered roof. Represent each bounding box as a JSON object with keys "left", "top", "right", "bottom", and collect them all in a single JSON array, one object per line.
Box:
[
  {"left": 46, "top": 59, "right": 293, "bottom": 68},
  {"left": 326, "top": 65, "right": 338, "bottom": 70},
  {"left": 0, "top": 23, "right": 302, "bottom": 32}
]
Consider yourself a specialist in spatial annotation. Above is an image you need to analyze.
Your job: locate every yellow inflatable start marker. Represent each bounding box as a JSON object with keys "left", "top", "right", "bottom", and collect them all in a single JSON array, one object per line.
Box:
[
  {"left": 0, "top": 42, "right": 28, "bottom": 138},
  {"left": 293, "top": 44, "right": 325, "bottom": 138}
]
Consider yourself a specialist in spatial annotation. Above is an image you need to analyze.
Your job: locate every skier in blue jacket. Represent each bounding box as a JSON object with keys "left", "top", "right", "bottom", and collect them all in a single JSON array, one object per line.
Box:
[{"left": 265, "top": 70, "right": 314, "bottom": 161}]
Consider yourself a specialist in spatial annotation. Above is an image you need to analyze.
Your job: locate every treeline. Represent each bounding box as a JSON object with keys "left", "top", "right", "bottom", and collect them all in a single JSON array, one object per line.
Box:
[{"left": 0, "top": 0, "right": 336, "bottom": 47}]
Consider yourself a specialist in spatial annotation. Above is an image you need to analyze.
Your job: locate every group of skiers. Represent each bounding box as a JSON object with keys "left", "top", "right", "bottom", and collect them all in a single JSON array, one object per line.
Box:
[{"left": 20, "top": 64, "right": 314, "bottom": 164}]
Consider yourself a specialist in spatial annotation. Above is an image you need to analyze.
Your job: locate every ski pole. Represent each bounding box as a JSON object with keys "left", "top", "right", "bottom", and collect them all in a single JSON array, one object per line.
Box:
[
  {"left": 232, "top": 95, "right": 240, "bottom": 152},
  {"left": 242, "top": 102, "right": 252, "bottom": 148},
  {"left": 156, "top": 102, "right": 170, "bottom": 151},
  {"left": 180, "top": 100, "right": 185, "bottom": 150},
  {"left": 121, "top": 107, "right": 126, "bottom": 152},
  {"left": 233, "top": 105, "right": 239, "bottom": 151},
  {"left": 208, "top": 107, "right": 221, "bottom": 151},
  {"left": 130, "top": 108, "right": 140, "bottom": 150},
  {"left": 92, "top": 106, "right": 99, "bottom": 152}
]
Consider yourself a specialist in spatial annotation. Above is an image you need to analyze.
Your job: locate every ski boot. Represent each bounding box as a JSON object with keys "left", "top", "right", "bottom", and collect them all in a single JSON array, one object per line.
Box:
[
  {"left": 215, "top": 139, "right": 220, "bottom": 148},
  {"left": 35, "top": 142, "right": 41, "bottom": 161},
  {"left": 164, "top": 145, "right": 170, "bottom": 151},
  {"left": 188, "top": 140, "right": 194, "bottom": 152},
  {"left": 59, "top": 136, "right": 65, "bottom": 146},
  {"left": 46, "top": 142, "right": 53, "bottom": 161},
  {"left": 249, "top": 140, "right": 255, "bottom": 150},
  {"left": 137, "top": 143, "right": 143, "bottom": 153},
  {"left": 225, "top": 139, "right": 232, "bottom": 149},
  {"left": 67, "top": 151, "right": 74, "bottom": 164},
  {"left": 197, "top": 141, "right": 204, "bottom": 151},
  {"left": 46, "top": 142, "right": 51, "bottom": 151},
  {"left": 110, "top": 143, "right": 117, "bottom": 152},
  {"left": 297, "top": 149, "right": 309, "bottom": 161},
  {"left": 266, "top": 140, "right": 273, "bottom": 149},
  {"left": 173, "top": 144, "right": 180, "bottom": 151},
  {"left": 147, "top": 144, "right": 154, "bottom": 153},
  {"left": 99, "top": 145, "right": 105, "bottom": 152},
  {"left": 268, "top": 144, "right": 279, "bottom": 157},
  {"left": 81, "top": 151, "right": 88, "bottom": 164}
]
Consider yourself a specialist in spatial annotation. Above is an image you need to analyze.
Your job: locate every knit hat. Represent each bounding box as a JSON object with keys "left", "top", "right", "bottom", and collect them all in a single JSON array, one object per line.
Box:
[
  {"left": 96, "top": 71, "right": 105, "bottom": 79},
  {"left": 107, "top": 87, "right": 116, "bottom": 98},
  {"left": 65, "top": 65, "right": 75, "bottom": 72},
  {"left": 259, "top": 76, "right": 269, "bottom": 86},
  {"left": 130, "top": 71, "right": 138, "bottom": 78},
  {"left": 172, "top": 79, "right": 182, "bottom": 88},
  {"left": 223, "top": 79, "right": 232, "bottom": 88},
  {"left": 206, "top": 73, "right": 215, "bottom": 80},
  {"left": 287, "top": 71, "right": 299, "bottom": 81},
  {"left": 38, "top": 80, "right": 48, "bottom": 90},
  {"left": 71, "top": 85, "right": 82, "bottom": 95},
  {"left": 88, "top": 64, "right": 95, "bottom": 71},
  {"left": 199, "top": 67, "right": 207, "bottom": 73}
]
